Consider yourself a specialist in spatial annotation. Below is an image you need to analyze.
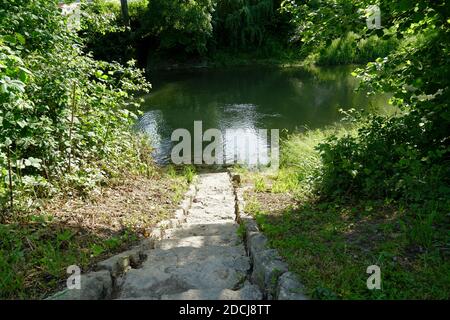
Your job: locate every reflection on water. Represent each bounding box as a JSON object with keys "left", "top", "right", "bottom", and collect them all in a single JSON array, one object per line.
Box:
[{"left": 135, "top": 65, "right": 390, "bottom": 164}]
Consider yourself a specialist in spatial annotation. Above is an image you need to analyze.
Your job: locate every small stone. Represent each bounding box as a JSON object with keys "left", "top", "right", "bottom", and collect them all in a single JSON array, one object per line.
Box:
[{"left": 150, "top": 228, "right": 163, "bottom": 240}]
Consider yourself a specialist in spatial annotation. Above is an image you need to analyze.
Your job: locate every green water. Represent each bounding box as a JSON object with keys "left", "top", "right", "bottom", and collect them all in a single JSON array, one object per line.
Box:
[{"left": 136, "top": 65, "right": 390, "bottom": 164}]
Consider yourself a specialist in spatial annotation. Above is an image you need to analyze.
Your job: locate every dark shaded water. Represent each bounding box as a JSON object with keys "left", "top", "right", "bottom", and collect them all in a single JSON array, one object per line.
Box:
[{"left": 136, "top": 65, "right": 390, "bottom": 164}]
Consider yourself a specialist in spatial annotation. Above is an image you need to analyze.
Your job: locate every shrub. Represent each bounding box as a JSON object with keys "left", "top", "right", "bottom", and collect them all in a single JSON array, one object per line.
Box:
[
  {"left": 144, "top": 0, "right": 215, "bottom": 55},
  {"left": 0, "top": 0, "right": 151, "bottom": 214},
  {"left": 317, "top": 113, "right": 450, "bottom": 202}
]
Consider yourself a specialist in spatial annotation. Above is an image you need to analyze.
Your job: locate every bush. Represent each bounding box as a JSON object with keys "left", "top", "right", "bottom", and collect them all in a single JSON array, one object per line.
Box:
[
  {"left": 144, "top": 0, "right": 215, "bottom": 55},
  {"left": 317, "top": 113, "right": 450, "bottom": 202},
  {"left": 283, "top": 1, "right": 450, "bottom": 208},
  {"left": 80, "top": 0, "right": 136, "bottom": 63},
  {"left": 0, "top": 0, "right": 151, "bottom": 214}
]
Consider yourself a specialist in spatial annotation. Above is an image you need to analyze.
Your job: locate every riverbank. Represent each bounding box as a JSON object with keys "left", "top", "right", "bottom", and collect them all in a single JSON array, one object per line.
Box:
[{"left": 145, "top": 50, "right": 306, "bottom": 72}]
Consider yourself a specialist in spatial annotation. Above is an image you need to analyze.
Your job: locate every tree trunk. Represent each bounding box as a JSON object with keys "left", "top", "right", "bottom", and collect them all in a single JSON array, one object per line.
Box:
[{"left": 120, "top": 0, "right": 130, "bottom": 27}]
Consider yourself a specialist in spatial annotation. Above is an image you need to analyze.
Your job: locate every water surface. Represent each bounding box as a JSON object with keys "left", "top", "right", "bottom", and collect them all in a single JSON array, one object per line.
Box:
[{"left": 136, "top": 66, "right": 389, "bottom": 164}]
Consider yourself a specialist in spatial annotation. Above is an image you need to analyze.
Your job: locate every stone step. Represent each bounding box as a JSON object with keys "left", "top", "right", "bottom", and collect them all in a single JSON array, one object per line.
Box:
[
  {"left": 191, "top": 200, "right": 235, "bottom": 209},
  {"left": 155, "top": 235, "right": 241, "bottom": 250},
  {"left": 49, "top": 172, "right": 271, "bottom": 301},
  {"left": 164, "top": 222, "right": 238, "bottom": 239},
  {"left": 188, "top": 207, "right": 235, "bottom": 215},
  {"left": 118, "top": 245, "right": 250, "bottom": 299},
  {"left": 186, "top": 212, "right": 235, "bottom": 222},
  {"left": 186, "top": 217, "right": 235, "bottom": 225},
  {"left": 160, "top": 283, "right": 262, "bottom": 300}
]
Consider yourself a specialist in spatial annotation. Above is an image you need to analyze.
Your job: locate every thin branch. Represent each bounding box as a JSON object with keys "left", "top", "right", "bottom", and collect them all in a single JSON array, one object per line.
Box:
[
  {"left": 68, "top": 82, "right": 77, "bottom": 174},
  {"left": 7, "top": 145, "right": 13, "bottom": 212}
]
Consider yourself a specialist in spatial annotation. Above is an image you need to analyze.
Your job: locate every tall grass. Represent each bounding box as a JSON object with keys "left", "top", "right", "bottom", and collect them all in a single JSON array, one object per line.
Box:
[
  {"left": 316, "top": 32, "right": 398, "bottom": 65},
  {"left": 270, "top": 126, "right": 355, "bottom": 199}
]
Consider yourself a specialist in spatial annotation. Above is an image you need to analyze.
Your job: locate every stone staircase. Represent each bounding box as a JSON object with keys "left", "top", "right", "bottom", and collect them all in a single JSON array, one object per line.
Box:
[{"left": 49, "top": 172, "right": 306, "bottom": 300}]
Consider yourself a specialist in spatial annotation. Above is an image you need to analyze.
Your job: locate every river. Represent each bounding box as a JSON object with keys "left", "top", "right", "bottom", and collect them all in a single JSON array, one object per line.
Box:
[{"left": 136, "top": 65, "right": 390, "bottom": 165}]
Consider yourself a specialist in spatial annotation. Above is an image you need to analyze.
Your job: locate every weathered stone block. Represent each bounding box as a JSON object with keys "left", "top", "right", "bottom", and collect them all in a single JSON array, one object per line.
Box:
[
  {"left": 276, "top": 272, "right": 308, "bottom": 300},
  {"left": 251, "top": 249, "right": 288, "bottom": 298},
  {"left": 161, "top": 283, "right": 262, "bottom": 300},
  {"left": 247, "top": 232, "right": 268, "bottom": 259},
  {"left": 97, "top": 248, "right": 142, "bottom": 276},
  {"left": 47, "top": 270, "right": 112, "bottom": 300}
]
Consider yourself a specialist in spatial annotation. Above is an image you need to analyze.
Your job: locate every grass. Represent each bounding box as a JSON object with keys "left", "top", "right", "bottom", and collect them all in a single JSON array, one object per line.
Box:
[
  {"left": 237, "top": 126, "right": 450, "bottom": 299},
  {"left": 314, "top": 32, "right": 399, "bottom": 66},
  {"left": 0, "top": 219, "right": 137, "bottom": 299},
  {"left": 245, "top": 195, "right": 450, "bottom": 299},
  {"left": 270, "top": 126, "right": 354, "bottom": 200},
  {"left": 236, "top": 222, "right": 246, "bottom": 241},
  {"left": 254, "top": 176, "right": 268, "bottom": 192},
  {"left": 0, "top": 166, "right": 195, "bottom": 299}
]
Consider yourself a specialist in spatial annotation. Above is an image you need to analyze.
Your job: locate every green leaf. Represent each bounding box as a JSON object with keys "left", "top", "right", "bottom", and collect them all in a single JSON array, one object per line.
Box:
[
  {"left": 19, "top": 70, "right": 28, "bottom": 82},
  {"left": 15, "top": 33, "right": 26, "bottom": 45},
  {"left": 17, "top": 120, "right": 27, "bottom": 128},
  {"left": 4, "top": 137, "right": 12, "bottom": 147},
  {"left": 3, "top": 35, "right": 16, "bottom": 44},
  {"left": 90, "top": 244, "right": 104, "bottom": 257},
  {"left": 24, "top": 157, "right": 42, "bottom": 169}
]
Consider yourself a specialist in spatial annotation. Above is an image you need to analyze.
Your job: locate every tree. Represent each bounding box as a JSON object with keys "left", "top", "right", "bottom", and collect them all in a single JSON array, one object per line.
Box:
[
  {"left": 144, "top": 0, "right": 215, "bottom": 55},
  {"left": 120, "top": 0, "right": 130, "bottom": 27}
]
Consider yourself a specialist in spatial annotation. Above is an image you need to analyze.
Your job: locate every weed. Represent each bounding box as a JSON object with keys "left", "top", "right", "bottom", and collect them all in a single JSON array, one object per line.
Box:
[
  {"left": 237, "top": 223, "right": 246, "bottom": 240},
  {"left": 254, "top": 176, "right": 267, "bottom": 192}
]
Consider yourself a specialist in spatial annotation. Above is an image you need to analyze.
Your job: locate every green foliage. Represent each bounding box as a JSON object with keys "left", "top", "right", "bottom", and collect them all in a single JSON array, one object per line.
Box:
[
  {"left": 81, "top": 0, "right": 292, "bottom": 63},
  {"left": 281, "top": 0, "right": 367, "bottom": 53},
  {"left": 214, "top": 0, "right": 277, "bottom": 49},
  {"left": 318, "top": 114, "right": 450, "bottom": 202},
  {"left": 268, "top": 127, "right": 350, "bottom": 199},
  {"left": 81, "top": 0, "right": 123, "bottom": 35},
  {"left": 0, "top": 0, "right": 151, "bottom": 213},
  {"left": 80, "top": 0, "right": 149, "bottom": 63},
  {"left": 164, "top": 164, "right": 196, "bottom": 184},
  {"left": 281, "top": 1, "right": 398, "bottom": 63},
  {"left": 254, "top": 176, "right": 267, "bottom": 192},
  {"left": 182, "top": 165, "right": 196, "bottom": 184},
  {"left": 354, "top": 34, "right": 398, "bottom": 64},
  {"left": 247, "top": 197, "right": 450, "bottom": 299},
  {"left": 280, "top": 1, "right": 450, "bottom": 206},
  {"left": 0, "top": 219, "right": 137, "bottom": 299},
  {"left": 236, "top": 222, "right": 246, "bottom": 240},
  {"left": 316, "top": 32, "right": 398, "bottom": 65},
  {"left": 145, "top": 0, "right": 215, "bottom": 55},
  {"left": 317, "top": 1, "right": 450, "bottom": 204}
]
